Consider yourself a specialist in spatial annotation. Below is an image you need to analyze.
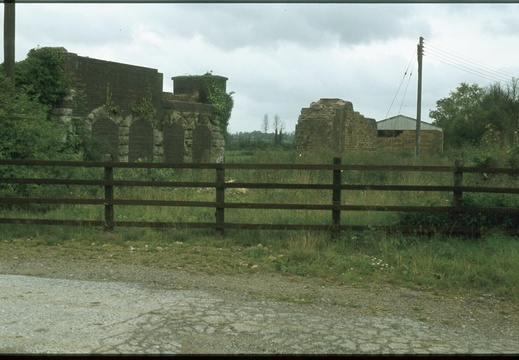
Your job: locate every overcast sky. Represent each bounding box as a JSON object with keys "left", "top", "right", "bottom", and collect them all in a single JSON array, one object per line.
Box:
[{"left": 3, "top": 2, "right": 519, "bottom": 133}]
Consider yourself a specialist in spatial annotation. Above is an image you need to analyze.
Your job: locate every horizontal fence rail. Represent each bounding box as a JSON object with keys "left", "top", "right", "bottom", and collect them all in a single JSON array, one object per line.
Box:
[{"left": 1, "top": 157, "right": 519, "bottom": 237}]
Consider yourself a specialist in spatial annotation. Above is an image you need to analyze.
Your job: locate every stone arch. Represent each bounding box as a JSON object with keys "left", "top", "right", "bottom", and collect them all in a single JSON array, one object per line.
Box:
[
  {"left": 163, "top": 122, "right": 185, "bottom": 163},
  {"left": 91, "top": 117, "right": 119, "bottom": 161},
  {"left": 192, "top": 124, "right": 212, "bottom": 163},
  {"left": 129, "top": 119, "right": 153, "bottom": 162}
]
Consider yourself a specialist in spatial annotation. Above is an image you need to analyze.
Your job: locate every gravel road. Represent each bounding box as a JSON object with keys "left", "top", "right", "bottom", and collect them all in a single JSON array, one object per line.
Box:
[{"left": 1, "top": 257, "right": 518, "bottom": 354}]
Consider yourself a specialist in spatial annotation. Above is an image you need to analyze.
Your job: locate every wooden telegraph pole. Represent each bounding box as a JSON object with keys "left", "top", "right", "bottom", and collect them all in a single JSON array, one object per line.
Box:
[
  {"left": 415, "top": 36, "right": 424, "bottom": 156},
  {"left": 3, "top": 1, "right": 16, "bottom": 84}
]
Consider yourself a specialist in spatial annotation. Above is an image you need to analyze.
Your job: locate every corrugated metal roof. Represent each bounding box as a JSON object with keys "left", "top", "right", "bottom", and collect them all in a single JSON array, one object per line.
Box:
[{"left": 377, "top": 115, "right": 442, "bottom": 132}]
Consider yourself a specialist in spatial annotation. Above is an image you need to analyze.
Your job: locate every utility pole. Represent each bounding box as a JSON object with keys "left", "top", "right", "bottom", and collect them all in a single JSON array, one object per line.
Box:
[
  {"left": 415, "top": 36, "right": 423, "bottom": 156},
  {"left": 3, "top": 0, "right": 16, "bottom": 84}
]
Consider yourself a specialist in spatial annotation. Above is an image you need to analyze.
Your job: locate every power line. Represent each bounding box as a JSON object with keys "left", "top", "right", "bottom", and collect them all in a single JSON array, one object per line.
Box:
[
  {"left": 424, "top": 39, "right": 518, "bottom": 86},
  {"left": 385, "top": 38, "right": 519, "bottom": 125},
  {"left": 425, "top": 40, "right": 518, "bottom": 80},
  {"left": 398, "top": 58, "right": 415, "bottom": 115},
  {"left": 426, "top": 52, "right": 511, "bottom": 84},
  {"left": 385, "top": 50, "right": 415, "bottom": 119},
  {"left": 425, "top": 50, "right": 512, "bottom": 84}
]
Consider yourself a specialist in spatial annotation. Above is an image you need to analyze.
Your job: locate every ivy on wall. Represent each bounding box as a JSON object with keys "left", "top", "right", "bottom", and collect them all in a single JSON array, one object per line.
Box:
[
  {"left": 104, "top": 84, "right": 120, "bottom": 116},
  {"left": 206, "top": 76, "right": 234, "bottom": 137},
  {"left": 130, "top": 86, "right": 157, "bottom": 123}
]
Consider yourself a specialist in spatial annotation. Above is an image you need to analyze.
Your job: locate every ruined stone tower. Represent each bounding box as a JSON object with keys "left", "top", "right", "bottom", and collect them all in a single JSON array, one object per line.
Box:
[{"left": 295, "top": 98, "right": 377, "bottom": 153}]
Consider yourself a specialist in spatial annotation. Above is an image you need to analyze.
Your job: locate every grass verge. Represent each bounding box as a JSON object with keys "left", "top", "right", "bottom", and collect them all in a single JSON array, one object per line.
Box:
[{"left": 1, "top": 224, "right": 518, "bottom": 303}]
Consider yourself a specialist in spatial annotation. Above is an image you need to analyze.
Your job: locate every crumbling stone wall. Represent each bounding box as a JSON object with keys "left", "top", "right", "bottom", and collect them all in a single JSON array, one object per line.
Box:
[
  {"left": 295, "top": 99, "right": 377, "bottom": 153},
  {"left": 83, "top": 102, "right": 223, "bottom": 163},
  {"left": 50, "top": 48, "right": 225, "bottom": 163},
  {"left": 160, "top": 100, "right": 224, "bottom": 164}
]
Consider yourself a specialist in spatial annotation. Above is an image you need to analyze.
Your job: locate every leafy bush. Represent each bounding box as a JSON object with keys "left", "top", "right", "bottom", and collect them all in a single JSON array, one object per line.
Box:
[
  {"left": 471, "top": 151, "right": 499, "bottom": 168},
  {"left": 15, "top": 47, "right": 70, "bottom": 107},
  {"left": 507, "top": 145, "right": 519, "bottom": 168},
  {"left": 0, "top": 71, "right": 76, "bottom": 210},
  {"left": 0, "top": 72, "right": 66, "bottom": 160},
  {"left": 398, "top": 193, "right": 519, "bottom": 230}
]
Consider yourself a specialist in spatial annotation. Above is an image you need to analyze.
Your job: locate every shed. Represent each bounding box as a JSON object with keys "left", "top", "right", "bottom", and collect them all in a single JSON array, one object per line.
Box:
[{"left": 377, "top": 115, "right": 443, "bottom": 153}]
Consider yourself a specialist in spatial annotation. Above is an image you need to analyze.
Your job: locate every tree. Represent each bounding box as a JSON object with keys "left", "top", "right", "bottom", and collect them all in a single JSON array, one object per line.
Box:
[
  {"left": 272, "top": 114, "right": 285, "bottom": 146},
  {"left": 430, "top": 81, "right": 519, "bottom": 149},
  {"left": 262, "top": 114, "right": 269, "bottom": 133},
  {"left": 15, "top": 47, "right": 70, "bottom": 107},
  {"left": 429, "top": 83, "right": 485, "bottom": 147},
  {"left": 3, "top": 1, "right": 15, "bottom": 83},
  {"left": 478, "top": 80, "right": 519, "bottom": 147},
  {"left": 0, "top": 72, "right": 65, "bottom": 159}
]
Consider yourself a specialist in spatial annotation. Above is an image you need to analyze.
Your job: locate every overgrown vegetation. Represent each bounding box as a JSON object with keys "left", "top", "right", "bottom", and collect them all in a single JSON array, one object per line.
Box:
[
  {"left": 0, "top": 72, "right": 64, "bottom": 160},
  {"left": 1, "top": 148, "right": 519, "bottom": 301},
  {"left": 130, "top": 85, "right": 157, "bottom": 122},
  {"left": 205, "top": 72, "right": 234, "bottom": 138},
  {"left": 1, "top": 224, "right": 518, "bottom": 302},
  {"left": 15, "top": 47, "right": 71, "bottom": 107},
  {"left": 430, "top": 80, "right": 519, "bottom": 149},
  {"left": 1, "top": 52, "right": 519, "bottom": 302}
]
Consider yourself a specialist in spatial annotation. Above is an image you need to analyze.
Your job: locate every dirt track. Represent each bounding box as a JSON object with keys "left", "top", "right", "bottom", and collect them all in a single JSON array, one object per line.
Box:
[{"left": 1, "top": 255, "right": 518, "bottom": 354}]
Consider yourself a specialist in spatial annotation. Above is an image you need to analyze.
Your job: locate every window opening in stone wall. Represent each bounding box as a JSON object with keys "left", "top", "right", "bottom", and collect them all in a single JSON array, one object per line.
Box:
[
  {"left": 192, "top": 125, "right": 212, "bottom": 163},
  {"left": 163, "top": 123, "right": 185, "bottom": 163},
  {"left": 378, "top": 130, "right": 404, "bottom": 138},
  {"left": 91, "top": 117, "right": 119, "bottom": 161},
  {"left": 129, "top": 119, "right": 154, "bottom": 162}
]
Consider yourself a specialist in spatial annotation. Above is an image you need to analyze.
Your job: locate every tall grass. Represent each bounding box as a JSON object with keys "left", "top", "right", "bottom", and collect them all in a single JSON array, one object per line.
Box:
[
  {"left": 3, "top": 223, "right": 517, "bottom": 301},
  {"left": 2, "top": 146, "right": 519, "bottom": 301}
]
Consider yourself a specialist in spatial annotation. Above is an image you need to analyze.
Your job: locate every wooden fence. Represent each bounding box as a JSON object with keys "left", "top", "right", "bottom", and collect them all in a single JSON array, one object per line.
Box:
[{"left": 1, "top": 157, "right": 519, "bottom": 237}]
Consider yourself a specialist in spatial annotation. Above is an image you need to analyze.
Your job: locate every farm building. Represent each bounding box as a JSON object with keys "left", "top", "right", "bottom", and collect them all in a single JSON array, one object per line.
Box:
[{"left": 377, "top": 115, "right": 443, "bottom": 154}]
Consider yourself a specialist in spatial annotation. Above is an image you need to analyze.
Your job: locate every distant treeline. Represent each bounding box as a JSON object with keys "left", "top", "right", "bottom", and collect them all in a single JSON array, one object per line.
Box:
[{"left": 226, "top": 131, "right": 295, "bottom": 150}]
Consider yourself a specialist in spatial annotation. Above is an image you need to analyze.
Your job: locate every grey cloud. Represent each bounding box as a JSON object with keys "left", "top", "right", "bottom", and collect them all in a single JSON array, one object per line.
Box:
[
  {"left": 484, "top": 16, "right": 519, "bottom": 35},
  {"left": 17, "top": 4, "right": 137, "bottom": 50},
  {"left": 163, "top": 4, "right": 423, "bottom": 50},
  {"left": 15, "top": 3, "right": 424, "bottom": 55}
]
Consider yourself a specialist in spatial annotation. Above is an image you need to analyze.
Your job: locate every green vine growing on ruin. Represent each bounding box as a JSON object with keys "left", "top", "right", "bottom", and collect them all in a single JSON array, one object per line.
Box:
[
  {"left": 207, "top": 81, "right": 234, "bottom": 138},
  {"left": 130, "top": 86, "right": 157, "bottom": 124},
  {"left": 104, "top": 84, "right": 120, "bottom": 116}
]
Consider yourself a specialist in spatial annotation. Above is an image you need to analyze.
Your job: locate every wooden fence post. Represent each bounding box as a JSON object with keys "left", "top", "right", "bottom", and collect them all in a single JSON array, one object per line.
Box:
[
  {"left": 453, "top": 159, "right": 464, "bottom": 206},
  {"left": 453, "top": 159, "right": 464, "bottom": 225},
  {"left": 104, "top": 154, "right": 114, "bottom": 231},
  {"left": 332, "top": 157, "right": 342, "bottom": 239},
  {"left": 215, "top": 162, "right": 225, "bottom": 237}
]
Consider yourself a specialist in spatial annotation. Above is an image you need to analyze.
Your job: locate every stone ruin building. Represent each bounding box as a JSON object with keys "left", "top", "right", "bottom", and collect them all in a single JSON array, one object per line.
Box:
[
  {"left": 295, "top": 98, "right": 443, "bottom": 154},
  {"left": 50, "top": 48, "right": 226, "bottom": 163},
  {"left": 295, "top": 99, "right": 377, "bottom": 152}
]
